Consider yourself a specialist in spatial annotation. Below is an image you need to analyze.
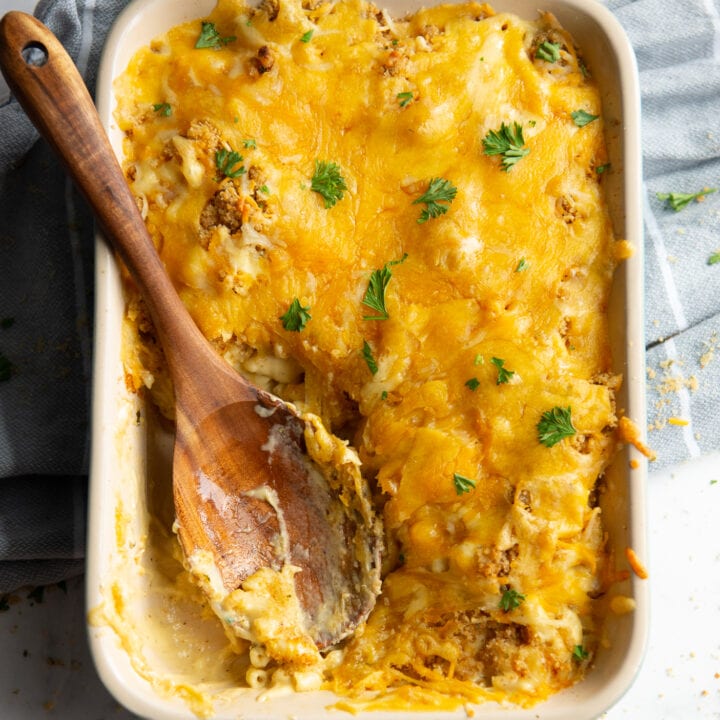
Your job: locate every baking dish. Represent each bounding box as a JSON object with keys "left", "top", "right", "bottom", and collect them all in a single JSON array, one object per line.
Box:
[{"left": 86, "top": 0, "right": 647, "bottom": 718}]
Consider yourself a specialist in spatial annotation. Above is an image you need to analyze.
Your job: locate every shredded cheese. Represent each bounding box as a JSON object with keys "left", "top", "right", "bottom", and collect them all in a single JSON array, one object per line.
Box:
[{"left": 115, "top": 0, "right": 631, "bottom": 711}]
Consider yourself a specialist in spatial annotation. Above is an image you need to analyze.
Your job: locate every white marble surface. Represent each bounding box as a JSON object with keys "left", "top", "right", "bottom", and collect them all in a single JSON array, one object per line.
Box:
[
  {"left": 1, "top": 0, "right": 719, "bottom": 717},
  {"left": 1, "top": 452, "right": 719, "bottom": 719}
]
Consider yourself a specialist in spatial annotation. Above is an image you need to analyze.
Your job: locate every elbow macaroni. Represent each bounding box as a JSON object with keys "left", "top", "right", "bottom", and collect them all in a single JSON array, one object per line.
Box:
[{"left": 117, "top": 0, "right": 627, "bottom": 711}]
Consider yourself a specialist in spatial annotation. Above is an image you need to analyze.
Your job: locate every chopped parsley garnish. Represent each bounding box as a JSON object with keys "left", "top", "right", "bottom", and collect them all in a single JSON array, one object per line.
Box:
[
  {"left": 708, "top": 251, "right": 720, "bottom": 266},
  {"left": 280, "top": 298, "right": 311, "bottom": 331},
  {"left": 595, "top": 163, "right": 611, "bottom": 175},
  {"left": 242, "top": 138, "right": 257, "bottom": 149},
  {"left": 482, "top": 122, "right": 530, "bottom": 171},
  {"left": 499, "top": 586, "right": 525, "bottom": 612},
  {"left": 300, "top": 29, "right": 314, "bottom": 43},
  {"left": 474, "top": 353, "right": 484, "bottom": 365},
  {"left": 413, "top": 177, "right": 458, "bottom": 223},
  {"left": 397, "top": 91, "right": 414, "bottom": 107},
  {"left": 465, "top": 377, "right": 480, "bottom": 391},
  {"left": 0, "top": 353, "right": 12, "bottom": 382},
  {"left": 571, "top": 109, "right": 599, "bottom": 127},
  {"left": 453, "top": 472, "right": 476, "bottom": 495},
  {"left": 362, "top": 340, "right": 378, "bottom": 374},
  {"left": 152, "top": 102, "right": 172, "bottom": 117},
  {"left": 215, "top": 148, "right": 245, "bottom": 179},
  {"left": 516, "top": 257, "right": 528, "bottom": 272},
  {"left": 490, "top": 357, "right": 515, "bottom": 385},
  {"left": 657, "top": 188, "right": 716, "bottom": 212},
  {"left": 572, "top": 644, "right": 589, "bottom": 661},
  {"left": 195, "top": 21, "right": 236, "bottom": 49},
  {"left": 537, "top": 406, "right": 576, "bottom": 447},
  {"left": 362, "top": 254, "right": 407, "bottom": 320},
  {"left": 363, "top": 268, "right": 392, "bottom": 320},
  {"left": 311, "top": 159, "right": 347, "bottom": 208},
  {"left": 535, "top": 40, "right": 561, "bottom": 62}
]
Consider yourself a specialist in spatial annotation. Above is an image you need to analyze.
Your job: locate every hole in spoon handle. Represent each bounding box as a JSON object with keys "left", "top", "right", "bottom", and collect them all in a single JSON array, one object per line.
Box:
[{"left": 21, "top": 40, "right": 49, "bottom": 67}]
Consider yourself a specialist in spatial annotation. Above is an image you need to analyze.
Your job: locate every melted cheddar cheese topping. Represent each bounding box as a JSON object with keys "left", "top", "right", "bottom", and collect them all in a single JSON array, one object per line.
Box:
[{"left": 116, "top": 0, "right": 623, "bottom": 710}]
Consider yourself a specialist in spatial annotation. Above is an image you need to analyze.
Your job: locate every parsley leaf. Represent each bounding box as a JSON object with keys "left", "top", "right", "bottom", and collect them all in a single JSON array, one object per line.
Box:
[
  {"left": 195, "top": 21, "right": 236, "bottom": 49},
  {"left": 311, "top": 159, "right": 347, "bottom": 208},
  {"left": 499, "top": 586, "right": 525, "bottom": 612},
  {"left": 453, "top": 472, "right": 476, "bottom": 495},
  {"left": 362, "top": 254, "right": 407, "bottom": 320},
  {"left": 300, "top": 29, "right": 314, "bottom": 43},
  {"left": 482, "top": 122, "right": 530, "bottom": 171},
  {"left": 595, "top": 163, "right": 611, "bottom": 175},
  {"left": 535, "top": 40, "right": 561, "bottom": 62},
  {"left": 465, "top": 377, "right": 480, "bottom": 391},
  {"left": 572, "top": 644, "right": 589, "bottom": 661},
  {"left": 280, "top": 298, "right": 311, "bottom": 331},
  {"left": 490, "top": 357, "right": 515, "bottom": 385},
  {"left": 397, "top": 91, "right": 414, "bottom": 107},
  {"left": 571, "top": 109, "right": 599, "bottom": 127},
  {"left": 362, "top": 340, "right": 378, "bottom": 374},
  {"left": 657, "top": 188, "right": 716, "bottom": 212},
  {"left": 0, "top": 352, "right": 12, "bottom": 382},
  {"left": 215, "top": 149, "right": 245, "bottom": 179},
  {"left": 537, "top": 406, "right": 576, "bottom": 447},
  {"left": 242, "top": 138, "right": 257, "bottom": 149},
  {"left": 152, "top": 102, "right": 172, "bottom": 117},
  {"left": 708, "top": 251, "right": 720, "bottom": 266},
  {"left": 363, "top": 267, "right": 392, "bottom": 320},
  {"left": 516, "top": 257, "right": 528, "bottom": 272},
  {"left": 413, "top": 177, "right": 458, "bottom": 223}
]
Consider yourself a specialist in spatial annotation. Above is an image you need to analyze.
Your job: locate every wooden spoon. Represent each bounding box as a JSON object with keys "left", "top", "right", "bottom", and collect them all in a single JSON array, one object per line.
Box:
[{"left": 0, "top": 11, "right": 382, "bottom": 650}]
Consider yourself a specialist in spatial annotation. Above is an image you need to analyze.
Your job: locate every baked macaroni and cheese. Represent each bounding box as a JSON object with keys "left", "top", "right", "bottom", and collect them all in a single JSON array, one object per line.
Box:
[{"left": 110, "top": 0, "right": 634, "bottom": 712}]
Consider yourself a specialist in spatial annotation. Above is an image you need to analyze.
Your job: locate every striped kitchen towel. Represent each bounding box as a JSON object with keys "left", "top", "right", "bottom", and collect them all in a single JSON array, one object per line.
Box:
[{"left": 608, "top": 0, "right": 720, "bottom": 469}]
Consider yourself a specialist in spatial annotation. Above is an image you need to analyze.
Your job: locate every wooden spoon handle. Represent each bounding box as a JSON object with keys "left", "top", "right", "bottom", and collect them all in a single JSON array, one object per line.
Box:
[{"left": 0, "top": 12, "right": 213, "bottom": 385}]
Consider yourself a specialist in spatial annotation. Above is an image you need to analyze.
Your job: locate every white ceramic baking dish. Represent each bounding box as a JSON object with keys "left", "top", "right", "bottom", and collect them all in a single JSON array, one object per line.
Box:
[{"left": 87, "top": 0, "right": 647, "bottom": 718}]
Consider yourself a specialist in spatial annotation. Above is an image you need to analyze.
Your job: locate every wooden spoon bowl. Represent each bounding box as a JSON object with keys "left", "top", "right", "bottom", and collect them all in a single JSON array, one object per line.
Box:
[{"left": 0, "top": 11, "right": 382, "bottom": 649}]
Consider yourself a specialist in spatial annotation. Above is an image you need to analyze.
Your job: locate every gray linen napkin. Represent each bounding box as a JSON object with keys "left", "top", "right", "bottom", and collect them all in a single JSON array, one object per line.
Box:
[
  {"left": 1, "top": 0, "right": 719, "bottom": 595},
  {"left": 0, "top": 0, "right": 129, "bottom": 594}
]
